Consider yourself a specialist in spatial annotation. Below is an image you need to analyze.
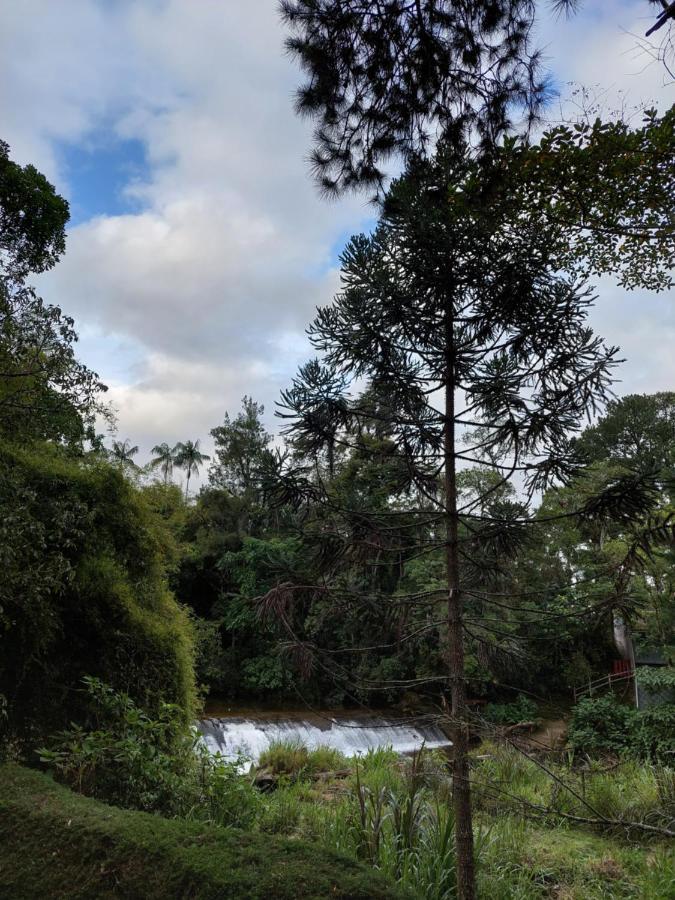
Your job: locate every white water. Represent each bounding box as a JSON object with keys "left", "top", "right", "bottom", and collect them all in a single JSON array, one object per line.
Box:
[{"left": 199, "top": 711, "right": 451, "bottom": 764}]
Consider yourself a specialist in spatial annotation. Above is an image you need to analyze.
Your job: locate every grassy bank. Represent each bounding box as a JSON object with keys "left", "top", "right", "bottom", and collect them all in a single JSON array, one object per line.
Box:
[
  {"left": 246, "top": 741, "right": 675, "bottom": 899},
  {"left": 5, "top": 742, "right": 673, "bottom": 899},
  {"left": 0, "top": 764, "right": 406, "bottom": 900}
]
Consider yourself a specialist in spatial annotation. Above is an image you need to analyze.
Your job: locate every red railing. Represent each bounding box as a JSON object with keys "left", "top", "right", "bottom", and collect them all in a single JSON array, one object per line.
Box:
[{"left": 573, "top": 668, "right": 635, "bottom": 702}]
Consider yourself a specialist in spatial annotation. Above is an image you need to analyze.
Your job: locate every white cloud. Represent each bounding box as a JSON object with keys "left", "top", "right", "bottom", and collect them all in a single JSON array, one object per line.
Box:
[{"left": 2, "top": 0, "right": 672, "bottom": 486}]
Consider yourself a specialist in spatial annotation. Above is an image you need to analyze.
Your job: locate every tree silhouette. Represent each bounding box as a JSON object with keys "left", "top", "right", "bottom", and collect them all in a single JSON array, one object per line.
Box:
[
  {"left": 175, "top": 440, "right": 210, "bottom": 499},
  {"left": 150, "top": 442, "right": 178, "bottom": 484},
  {"left": 111, "top": 438, "right": 139, "bottom": 469},
  {"left": 273, "top": 146, "right": 626, "bottom": 899}
]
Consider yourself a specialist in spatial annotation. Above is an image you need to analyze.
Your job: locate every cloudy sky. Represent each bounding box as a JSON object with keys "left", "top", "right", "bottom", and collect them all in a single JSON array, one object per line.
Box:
[{"left": 2, "top": 1, "right": 673, "bottom": 486}]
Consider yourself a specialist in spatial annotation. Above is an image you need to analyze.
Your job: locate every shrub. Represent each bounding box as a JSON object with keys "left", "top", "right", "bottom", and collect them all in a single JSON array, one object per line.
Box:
[
  {"left": 634, "top": 705, "right": 675, "bottom": 763},
  {"left": 568, "top": 695, "right": 638, "bottom": 756},
  {"left": 38, "top": 677, "right": 260, "bottom": 827},
  {"left": 0, "top": 441, "right": 196, "bottom": 748},
  {"left": 569, "top": 695, "right": 675, "bottom": 762},
  {"left": 483, "top": 694, "right": 539, "bottom": 726}
]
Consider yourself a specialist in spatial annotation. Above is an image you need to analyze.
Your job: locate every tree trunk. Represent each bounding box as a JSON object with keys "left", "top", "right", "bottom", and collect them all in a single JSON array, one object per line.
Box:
[
  {"left": 444, "top": 301, "right": 476, "bottom": 900},
  {"left": 185, "top": 468, "right": 191, "bottom": 501}
]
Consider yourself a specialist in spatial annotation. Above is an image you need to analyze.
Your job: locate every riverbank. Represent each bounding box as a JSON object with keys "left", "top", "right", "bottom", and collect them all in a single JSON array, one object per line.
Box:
[
  {"left": 0, "top": 763, "right": 406, "bottom": 900},
  {"left": 236, "top": 739, "right": 674, "bottom": 898}
]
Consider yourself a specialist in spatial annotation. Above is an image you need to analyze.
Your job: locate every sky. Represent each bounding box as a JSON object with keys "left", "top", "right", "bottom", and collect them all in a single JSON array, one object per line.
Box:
[{"left": 1, "top": 1, "right": 673, "bottom": 489}]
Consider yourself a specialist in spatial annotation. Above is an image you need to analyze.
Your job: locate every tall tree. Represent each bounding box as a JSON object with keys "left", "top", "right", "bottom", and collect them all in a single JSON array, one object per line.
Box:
[
  {"left": 151, "top": 442, "right": 179, "bottom": 484},
  {"left": 175, "top": 440, "right": 210, "bottom": 500},
  {"left": 209, "top": 397, "right": 271, "bottom": 497},
  {"left": 0, "top": 141, "right": 104, "bottom": 444},
  {"left": 281, "top": 0, "right": 549, "bottom": 194},
  {"left": 111, "top": 439, "right": 139, "bottom": 469},
  {"left": 0, "top": 139, "right": 68, "bottom": 280},
  {"left": 275, "top": 146, "right": 620, "bottom": 899},
  {"left": 576, "top": 393, "right": 675, "bottom": 486}
]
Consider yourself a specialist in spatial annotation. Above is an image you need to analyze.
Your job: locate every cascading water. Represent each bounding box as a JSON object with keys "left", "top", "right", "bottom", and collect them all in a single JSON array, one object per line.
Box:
[{"left": 199, "top": 709, "right": 451, "bottom": 764}]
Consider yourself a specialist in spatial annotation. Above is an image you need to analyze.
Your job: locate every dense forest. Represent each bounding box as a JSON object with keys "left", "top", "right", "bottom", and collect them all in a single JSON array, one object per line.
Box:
[{"left": 1, "top": 3, "right": 674, "bottom": 898}]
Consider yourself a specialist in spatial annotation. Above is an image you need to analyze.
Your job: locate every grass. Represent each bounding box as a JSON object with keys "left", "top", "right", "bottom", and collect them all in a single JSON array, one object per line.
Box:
[
  {"left": 0, "top": 763, "right": 407, "bottom": 900},
  {"left": 258, "top": 739, "right": 349, "bottom": 776},
  {"left": 6, "top": 743, "right": 673, "bottom": 899},
  {"left": 251, "top": 743, "right": 674, "bottom": 899},
  {"left": 470, "top": 742, "right": 675, "bottom": 836},
  {"left": 477, "top": 818, "right": 674, "bottom": 899}
]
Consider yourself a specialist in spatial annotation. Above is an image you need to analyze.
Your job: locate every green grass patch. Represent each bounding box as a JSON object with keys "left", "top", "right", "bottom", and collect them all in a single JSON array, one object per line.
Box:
[
  {"left": 258, "top": 739, "right": 349, "bottom": 776},
  {"left": 0, "top": 764, "right": 407, "bottom": 900}
]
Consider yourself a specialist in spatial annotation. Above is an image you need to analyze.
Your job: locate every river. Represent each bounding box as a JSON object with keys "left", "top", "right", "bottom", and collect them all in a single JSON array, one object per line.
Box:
[{"left": 198, "top": 704, "right": 451, "bottom": 765}]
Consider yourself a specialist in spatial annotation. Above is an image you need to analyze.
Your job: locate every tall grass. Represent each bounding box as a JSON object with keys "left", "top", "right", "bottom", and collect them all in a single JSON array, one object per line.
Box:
[
  {"left": 255, "top": 740, "right": 674, "bottom": 898},
  {"left": 471, "top": 743, "right": 674, "bottom": 836},
  {"left": 309, "top": 748, "right": 460, "bottom": 900},
  {"left": 258, "top": 739, "right": 348, "bottom": 777}
]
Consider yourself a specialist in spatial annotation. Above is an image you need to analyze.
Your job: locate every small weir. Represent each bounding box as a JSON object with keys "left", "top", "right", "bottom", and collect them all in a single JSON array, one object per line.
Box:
[{"left": 199, "top": 709, "right": 451, "bottom": 764}]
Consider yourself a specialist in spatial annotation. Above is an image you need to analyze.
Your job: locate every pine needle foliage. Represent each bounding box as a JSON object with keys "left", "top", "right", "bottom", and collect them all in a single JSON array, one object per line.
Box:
[{"left": 272, "top": 143, "right": 625, "bottom": 899}]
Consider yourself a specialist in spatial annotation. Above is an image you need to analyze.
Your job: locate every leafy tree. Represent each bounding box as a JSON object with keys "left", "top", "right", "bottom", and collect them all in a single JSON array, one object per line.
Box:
[
  {"left": 210, "top": 397, "right": 271, "bottom": 497},
  {"left": 0, "top": 441, "right": 196, "bottom": 748},
  {"left": 511, "top": 109, "right": 675, "bottom": 292},
  {"left": 576, "top": 393, "right": 675, "bottom": 488},
  {"left": 151, "top": 442, "right": 179, "bottom": 484},
  {"left": 0, "top": 282, "right": 104, "bottom": 444},
  {"left": 274, "top": 145, "right": 620, "bottom": 898},
  {"left": 175, "top": 439, "right": 210, "bottom": 499},
  {"left": 0, "top": 141, "right": 104, "bottom": 444},
  {"left": 0, "top": 139, "right": 68, "bottom": 280},
  {"left": 111, "top": 438, "right": 139, "bottom": 468}
]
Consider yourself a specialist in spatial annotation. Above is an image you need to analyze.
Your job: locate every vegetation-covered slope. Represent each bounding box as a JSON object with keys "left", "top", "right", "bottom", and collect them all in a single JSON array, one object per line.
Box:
[
  {"left": 0, "top": 764, "right": 406, "bottom": 900},
  {"left": 0, "top": 440, "right": 196, "bottom": 745}
]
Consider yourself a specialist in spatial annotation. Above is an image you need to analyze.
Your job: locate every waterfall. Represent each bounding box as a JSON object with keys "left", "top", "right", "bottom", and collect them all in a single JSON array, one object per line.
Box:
[{"left": 199, "top": 710, "right": 451, "bottom": 764}]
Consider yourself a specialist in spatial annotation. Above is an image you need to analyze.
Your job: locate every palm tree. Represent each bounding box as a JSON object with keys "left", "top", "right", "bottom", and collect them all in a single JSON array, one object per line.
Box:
[
  {"left": 174, "top": 439, "right": 210, "bottom": 499},
  {"left": 111, "top": 438, "right": 139, "bottom": 468},
  {"left": 150, "top": 442, "right": 178, "bottom": 484}
]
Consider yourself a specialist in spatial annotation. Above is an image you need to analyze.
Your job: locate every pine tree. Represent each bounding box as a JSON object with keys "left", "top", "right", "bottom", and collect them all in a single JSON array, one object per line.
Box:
[{"left": 273, "top": 145, "right": 622, "bottom": 899}]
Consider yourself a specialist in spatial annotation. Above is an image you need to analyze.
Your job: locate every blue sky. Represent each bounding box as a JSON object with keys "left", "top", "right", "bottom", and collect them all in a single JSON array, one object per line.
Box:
[
  {"left": 2, "top": 0, "right": 673, "bottom": 488},
  {"left": 59, "top": 134, "right": 148, "bottom": 225}
]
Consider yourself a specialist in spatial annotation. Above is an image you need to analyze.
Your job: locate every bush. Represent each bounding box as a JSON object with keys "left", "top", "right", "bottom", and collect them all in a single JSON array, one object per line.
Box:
[
  {"left": 483, "top": 694, "right": 539, "bottom": 725},
  {"left": 38, "top": 677, "right": 260, "bottom": 828},
  {"left": 568, "top": 695, "right": 638, "bottom": 756},
  {"left": 0, "top": 441, "right": 196, "bottom": 748},
  {"left": 569, "top": 695, "right": 675, "bottom": 762},
  {"left": 634, "top": 705, "right": 675, "bottom": 763}
]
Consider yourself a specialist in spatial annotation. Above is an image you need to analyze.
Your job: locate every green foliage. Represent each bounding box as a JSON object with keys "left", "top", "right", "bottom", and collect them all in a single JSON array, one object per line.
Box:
[
  {"left": 209, "top": 395, "right": 271, "bottom": 499},
  {"left": 0, "top": 139, "right": 68, "bottom": 278},
  {"left": 634, "top": 706, "right": 675, "bottom": 764},
  {"left": 0, "top": 441, "right": 196, "bottom": 748},
  {"left": 258, "top": 740, "right": 348, "bottom": 777},
  {"left": 637, "top": 666, "right": 675, "bottom": 692},
  {"left": 38, "top": 677, "right": 260, "bottom": 828},
  {"left": 516, "top": 108, "right": 675, "bottom": 292},
  {"left": 483, "top": 695, "right": 539, "bottom": 725},
  {"left": 569, "top": 695, "right": 675, "bottom": 763},
  {"left": 0, "top": 763, "right": 403, "bottom": 900},
  {"left": 0, "top": 141, "right": 104, "bottom": 444},
  {"left": 568, "top": 696, "right": 639, "bottom": 756}
]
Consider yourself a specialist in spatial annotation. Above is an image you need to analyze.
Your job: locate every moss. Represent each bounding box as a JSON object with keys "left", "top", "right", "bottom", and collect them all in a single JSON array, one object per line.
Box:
[{"left": 0, "top": 765, "right": 406, "bottom": 899}]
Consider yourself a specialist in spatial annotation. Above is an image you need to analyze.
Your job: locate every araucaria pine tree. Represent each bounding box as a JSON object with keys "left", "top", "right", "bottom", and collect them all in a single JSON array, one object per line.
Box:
[{"left": 275, "top": 145, "right": 618, "bottom": 899}]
